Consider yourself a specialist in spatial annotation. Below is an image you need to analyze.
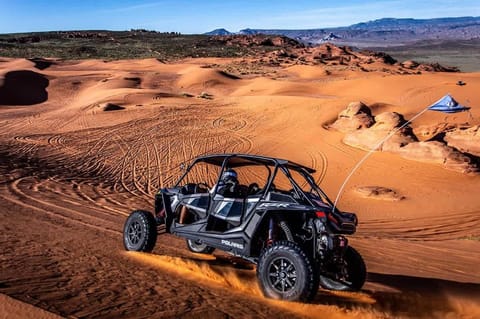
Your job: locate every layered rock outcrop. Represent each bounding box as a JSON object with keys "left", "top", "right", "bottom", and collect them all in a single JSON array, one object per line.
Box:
[{"left": 330, "top": 102, "right": 478, "bottom": 174}]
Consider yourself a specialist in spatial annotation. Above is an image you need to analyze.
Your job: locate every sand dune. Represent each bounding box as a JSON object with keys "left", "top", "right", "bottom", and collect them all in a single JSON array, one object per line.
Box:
[
  {"left": 0, "top": 294, "right": 62, "bottom": 319},
  {"left": 0, "top": 70, "right": 49, "bottom": 105},
  {"left": 0, "top": 58, "right": 37, "bottom": 71},
  {"left": 285, "top": 65, "right": 330, "bottom": 79},
  {"left": 0, "top": 57, "right": 479, "bottom": 318},
  {"left": 176, "top": 66, "right": 241, "bottom": 97}
]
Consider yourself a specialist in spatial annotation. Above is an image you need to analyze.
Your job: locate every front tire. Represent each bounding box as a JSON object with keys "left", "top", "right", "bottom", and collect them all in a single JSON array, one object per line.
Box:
[
  {"left": 319, "top": 246, "right": 366, "bottom": 291},
  {"left": 257, "top": 240, "right": 318, "bottom": 301},
  {"left": 186, "top": 239, "right": 215, "bottom": 254},
  {"left": 123, "top": 210, "right": 157, "bottom": 252}
]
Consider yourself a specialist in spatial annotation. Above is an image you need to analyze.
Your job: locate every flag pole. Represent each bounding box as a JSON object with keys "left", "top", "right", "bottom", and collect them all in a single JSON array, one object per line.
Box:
[{"left": 332, "top": 106, "right": 431, "bottom": 211}]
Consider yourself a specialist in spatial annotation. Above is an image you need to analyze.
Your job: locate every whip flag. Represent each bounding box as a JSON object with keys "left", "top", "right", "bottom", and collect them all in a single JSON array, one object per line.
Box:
[{"left": 428, "top": 94, "right": 470, "bottom": 113}]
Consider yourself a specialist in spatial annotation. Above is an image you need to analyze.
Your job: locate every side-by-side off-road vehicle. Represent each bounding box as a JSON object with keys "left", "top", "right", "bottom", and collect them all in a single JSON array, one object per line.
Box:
[{"left": 123, "top": 153, "right": 366, "bottom": 301}]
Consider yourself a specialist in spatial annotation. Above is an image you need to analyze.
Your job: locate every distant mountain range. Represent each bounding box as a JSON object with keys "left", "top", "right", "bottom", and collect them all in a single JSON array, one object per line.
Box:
[{"left": 205, "top": 16, "right": 480, "bottom": 47}]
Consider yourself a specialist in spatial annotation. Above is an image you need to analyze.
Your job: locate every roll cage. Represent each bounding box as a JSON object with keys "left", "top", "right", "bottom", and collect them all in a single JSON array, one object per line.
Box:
[
  {"left": 125, "top": 154, "right": 365, "bottom": 301},
  {"left": 174, "top": 153, "right": 336, "bottom": 212}
]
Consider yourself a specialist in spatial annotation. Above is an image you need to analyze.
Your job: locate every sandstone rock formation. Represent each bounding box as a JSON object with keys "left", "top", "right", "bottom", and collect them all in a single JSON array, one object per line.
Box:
[
  {"left": 335, "top": 108, "right": 417, "bottom": 152},
  {"left": 329, "top": 101, "right": 374, "bottom": 133},
  {"left": 355, "top": 186, "right": 405, "bottom": 201},
  {"left": 330, "top": 102, "right": 479, "bottom": 174},
  {"left": 398, "top": 141, "right": 477, "bottom": 174},
  {"left": 445, "top": 125, "right": 480, "bottom": 157}
]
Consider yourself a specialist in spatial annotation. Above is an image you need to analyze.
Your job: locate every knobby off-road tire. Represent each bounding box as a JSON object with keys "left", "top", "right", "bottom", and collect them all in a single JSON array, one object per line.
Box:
[
  {"left": 186, "top": 239, "right": 215, "bottom": 254},
  {"left": 123, "top": 210, "right": 157, "bottom": 252},
  {"left": 319, "top": 246, "right": 366, "bottom": 291},
  {"left": 257, "top": 240, "right": 318, "bottom": 302}
]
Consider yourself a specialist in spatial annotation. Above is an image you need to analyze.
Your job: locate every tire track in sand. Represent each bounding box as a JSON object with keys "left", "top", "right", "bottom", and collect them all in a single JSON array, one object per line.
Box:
[{"left": 5, "top": 177, "right": 121, "bottom": 235}]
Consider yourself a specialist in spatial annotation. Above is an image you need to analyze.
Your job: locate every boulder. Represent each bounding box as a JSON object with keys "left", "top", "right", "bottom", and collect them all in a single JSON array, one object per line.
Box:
[
  {"left": 330, "top": 101, "right": 478, "bottom": 174},
  {"left": 401, "top": 60, "right": 419, "bottom": 69},
  {"left": 355, "top": 186, "right": 405, "bottom": 201},
  {"left": 371, "top": 112, "right": 403, "bottom": 130},
  {"left": 343, "top": 111, "right": 417, "bottom": 152},
  {"left": 341, "top": 101, "right": 372, "bottom": 117},
  {"left": 414, "top": 123, "right": 455, "bottom": 140},
  {"left": 444, "top": 125, "right": 480, "bottom": 157},
  {"left": 343, "top": 128, "right": 416, "bottom": 152},
  {"left": 330, "top": 101, "right": 375, "bottom": 133},
  {"left": 398, "top": 141, "right": 478, "bottom": 174}
]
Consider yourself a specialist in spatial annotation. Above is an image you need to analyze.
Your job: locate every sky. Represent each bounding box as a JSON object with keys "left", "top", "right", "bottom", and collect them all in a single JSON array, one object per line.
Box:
[{"left": 1, "top": 0, "right": 479, "bottom": 34}]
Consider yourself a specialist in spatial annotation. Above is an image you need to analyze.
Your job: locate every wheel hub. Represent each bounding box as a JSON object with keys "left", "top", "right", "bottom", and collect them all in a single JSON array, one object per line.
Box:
[
  {"left": 268, "top": 257, "right": 297, "bottom": 293},
  {"left": 128, "top": 221, "right": 142, "bottom": 244}
]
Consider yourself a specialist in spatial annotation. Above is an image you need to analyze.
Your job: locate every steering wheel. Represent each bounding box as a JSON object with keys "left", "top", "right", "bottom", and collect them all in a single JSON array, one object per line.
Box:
[{"left": 195, "top": 182, "right": 210, "bottom": 193}]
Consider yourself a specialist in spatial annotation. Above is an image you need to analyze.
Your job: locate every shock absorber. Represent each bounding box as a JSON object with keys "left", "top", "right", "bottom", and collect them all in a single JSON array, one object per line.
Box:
[
  {"left": 267, "top": 216, "right": 275, "bottom": 246},
  {"left": 279, "top": 220, "right": 294, "bottom": 242}
]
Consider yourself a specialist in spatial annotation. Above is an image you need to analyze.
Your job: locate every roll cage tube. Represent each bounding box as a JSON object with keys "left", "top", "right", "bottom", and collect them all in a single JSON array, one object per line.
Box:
[
  {"left": 171, "top": 154, "right": 337, "bottom": 212},
  {"left": 279, "top": 166, "right": 315, "bottom": 206},
  {"left": 299, "top": 168, "right": 338, "bottom": 212},
  {"left": 279, "top": 166, "right": 337, "bottom": 212},
  {"left": 175, "top": 155, "right": 277, "bottom": 197},
  {"left": 261, "top": 163, "right": 279, "bottom": 198},
  {"left": 174, "top": 159, "right": 198, "bottom": 188},
  {"left": 173, "top": 157, "right": 226, "bottom": 190},
  {"left": 212, "top": 157, "right": 230, "bottom": 195},
  {"left": 216, "top": 155, "right": 274, "bottom": 198}
]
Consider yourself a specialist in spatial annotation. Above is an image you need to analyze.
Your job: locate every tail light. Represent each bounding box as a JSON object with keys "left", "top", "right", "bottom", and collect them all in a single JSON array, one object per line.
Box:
[{"left": 315, "top": 211, "right": 326, "bottom": 218}]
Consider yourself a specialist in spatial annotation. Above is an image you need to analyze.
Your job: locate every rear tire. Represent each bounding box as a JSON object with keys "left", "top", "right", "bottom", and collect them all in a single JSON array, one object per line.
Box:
[
  {"left": 186, "top": 239, "right": 215, "bottom": 254},
  {"left": 123, "top": 210, "right": 157, "bottom": 252},
  {"left": 319, "top": 246, "right": 366, "bottom": 291},
  {"left": 257, "top": 240, "right": 318, "bottom": 301}
]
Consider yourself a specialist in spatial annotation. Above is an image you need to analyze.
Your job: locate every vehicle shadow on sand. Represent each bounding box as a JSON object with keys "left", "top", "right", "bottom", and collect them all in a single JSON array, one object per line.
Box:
[
  {"left": 131, "top": 250, "right": 480, "bottom": 317},
  {"left": 185, "top": 253, "right": 480, "bottom": 317},
  {"left": 314, "top": 272, "right": 480, "bottom": 317}
]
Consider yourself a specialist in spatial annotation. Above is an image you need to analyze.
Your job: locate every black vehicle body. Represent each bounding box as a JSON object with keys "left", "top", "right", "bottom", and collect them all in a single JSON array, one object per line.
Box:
[{"left": 124, "top": 153, "right": 366, "bottom": 301}]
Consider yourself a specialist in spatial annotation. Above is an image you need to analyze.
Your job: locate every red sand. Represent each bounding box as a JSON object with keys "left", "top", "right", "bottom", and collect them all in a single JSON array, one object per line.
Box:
[{"left": 0, "top": 57, "right": 479, "bottom": 318}]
